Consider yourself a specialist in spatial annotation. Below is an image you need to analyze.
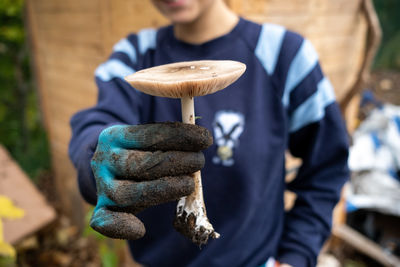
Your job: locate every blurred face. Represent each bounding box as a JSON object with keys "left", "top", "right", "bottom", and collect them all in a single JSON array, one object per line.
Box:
[{"left": 151, "top": 0, "right": 216, "bottom": 24}]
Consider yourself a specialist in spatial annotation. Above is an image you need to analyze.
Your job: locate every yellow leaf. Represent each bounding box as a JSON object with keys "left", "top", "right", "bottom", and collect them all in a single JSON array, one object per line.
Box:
[
  {"left": 0, "top": 196, "right": 24, "bottom": 219},
  {"left": 0, "top": 196, "right": 24, "bottom": 260},
  {"left": 0, "top": 240, "right": 16, "bottom": 258}
]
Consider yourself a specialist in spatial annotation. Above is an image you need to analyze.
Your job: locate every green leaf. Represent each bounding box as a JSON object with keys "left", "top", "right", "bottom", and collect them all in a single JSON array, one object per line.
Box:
[
  {"left": 0, "top": 26, "right": 24, "bottom": 43},
  {"left": 0, "top": 255, "right": 16, "bottom": 267},
  {"left": 99, "top": 243, "right": 118, "bottom": 267}
]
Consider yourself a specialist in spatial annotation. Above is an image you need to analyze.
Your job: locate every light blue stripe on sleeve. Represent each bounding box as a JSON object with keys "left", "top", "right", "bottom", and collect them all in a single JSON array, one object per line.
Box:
[
  {"left": 289, "top": 77, "right": 336, "bottom": 133},
  {"left": 137, "top": 28, "right": 157, "bottom": 55},
  {"left": 255, "top": 23, "right": 286, "bottom": 75},
  {"left": 113, "top": 38, "right": 137, "bottom": 64},
  {"left": 282, "top": 39, "right": 319, "bottom": 108},
  {"left": 95, "top": 59, "right": 135, "bottom": 82}
]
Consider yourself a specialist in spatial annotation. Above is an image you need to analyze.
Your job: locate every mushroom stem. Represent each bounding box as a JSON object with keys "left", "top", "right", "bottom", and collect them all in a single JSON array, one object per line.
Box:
[
  {"left": 174, "top": 96, "right": 220, "bottom": 246},
  {"left": 181, "top": 96, "right": 195, "bottom": 124}
]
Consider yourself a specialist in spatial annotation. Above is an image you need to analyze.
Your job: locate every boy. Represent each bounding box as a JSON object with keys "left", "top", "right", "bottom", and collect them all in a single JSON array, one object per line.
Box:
[{"left": 69, "top": 0, "right": 349, "bottom": 266}]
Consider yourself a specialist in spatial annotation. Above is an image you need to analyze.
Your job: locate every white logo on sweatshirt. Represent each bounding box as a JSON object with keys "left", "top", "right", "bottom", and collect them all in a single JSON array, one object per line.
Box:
[{"left": 212, "top": 110, "right": 245, "bottom": 167}]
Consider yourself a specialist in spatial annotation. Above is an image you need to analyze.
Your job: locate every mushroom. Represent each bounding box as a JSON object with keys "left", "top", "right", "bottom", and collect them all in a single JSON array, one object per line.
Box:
[{"left": 125, "top": 60, "right": 246, "bottom": 246}]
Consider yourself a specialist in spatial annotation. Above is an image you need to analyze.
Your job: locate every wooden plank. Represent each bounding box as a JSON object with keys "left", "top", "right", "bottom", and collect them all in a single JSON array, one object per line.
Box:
[
  {"left": 43, "top": 89, "right": 97, "bottom": 115},
  {"left": 49, "top": 150, "right": 85, "bottom": 230},
  {"left": 42, "top": 58, "right": 101, "bottom": 83},
  {"left": 44, "top": 108, "right": 92, "bottom": 137},
  {"left": 34, "top": 28, "right": 100, "bottom": 47},
  {"left": 332, "top": 224, "right": 400, "bottom": 267},
  {"left": 238, "top": 0, "right": 361, "bottom": 15},
  {"left": 37, "top": 39, "right": 104, "bottom": 60},
  {"left": 26, "top": 0, "right": 51, "bottom": 131},
  {"left": 302, "top": 14, "right": 365, "bottom": 36},
  {"left": 44, "top": 74, "right": 98, "bottom": 98},
  {"left": 340, "top": 0, "right": 383, "bottom": 110},
  {"left": 0, "top": 146, "right": 56, "bottom": 244},
  {"left": 44, "top": 99, "right": 93, "bottom": 122},
  {"left": 26, "top": 1, "right": 99, "bottom": 225},
  {"left": 48, "top": 110, "right": 88, "bottom": 132},
  {"left": 47, "top": 111, "right": 84, "bottom": 134},
  {"left": 49, "top": 152, "right": 86, "bottom": 228},
  {"left": 99, "top": 0, "right": 113, "bottom": 55},
  {"left": 345, "top": 94, "right": 361, "bottom": 133},
  {"left": 330, "top": 72, "right": 357, "bottom": 101},
  {"left": 31, "top": 10, "right": 102, "bottom": 46},
  {"left": 35, "top": 31, "right": 100, "bottom": 48},
  {"left": 247, "top": 12, "right": 364, "bottom": 35},
  {"left": 36, "top": 12, "right": 100, "bottom": 32},
  {"left": 247, "top": 13, "right": 313, "bottom": 30},
  {"left": 33, "top": 0, "right": 99, "bottom": 13},
  {"left": 49, "top": 133, "right": 72, "bottom": 149},
  {"left": 41, "top": 63, "right": 99, "bottom": 84},
  {"left": 49, "top": 137, "right": 72, "bottom": 153},
  {"left": 50, "top": 141, "right": 71, "bottom": 160},
  {"left": 103, "top": 0, "right": 168, "bottom": 51},
  {"left": 239, "top": 0, "right": 362, "bottom": 15},
  {"left": 44, "top": 84, "right": 97, "bottom": 109}
]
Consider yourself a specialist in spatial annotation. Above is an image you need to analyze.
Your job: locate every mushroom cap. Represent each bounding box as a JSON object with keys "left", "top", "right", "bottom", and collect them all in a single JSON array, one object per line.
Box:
[{"left": 124, "top": 60, "right": 246, "bottom": 98}]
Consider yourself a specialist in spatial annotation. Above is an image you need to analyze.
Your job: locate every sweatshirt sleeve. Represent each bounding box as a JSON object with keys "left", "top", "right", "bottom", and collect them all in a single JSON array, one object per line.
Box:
[
  {"left": 271, "top": 31, "right": 349, "bottom": 266},
  {"left": 68, "top": 32, "right": 155, "bottom": 205}
]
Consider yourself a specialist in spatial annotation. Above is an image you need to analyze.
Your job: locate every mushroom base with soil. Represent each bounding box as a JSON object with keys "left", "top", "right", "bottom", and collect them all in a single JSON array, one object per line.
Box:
[{"left": 174, "top": 191, "right": 220, "bottom": 246}]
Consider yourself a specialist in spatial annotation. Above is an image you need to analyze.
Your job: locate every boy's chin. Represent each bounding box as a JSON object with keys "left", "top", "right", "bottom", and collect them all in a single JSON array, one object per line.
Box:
[{"left": 166, "top": 12, "right": 199, "bottom": 25}]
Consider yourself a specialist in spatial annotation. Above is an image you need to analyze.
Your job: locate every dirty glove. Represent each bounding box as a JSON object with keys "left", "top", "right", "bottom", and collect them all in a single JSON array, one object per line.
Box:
[{"left": 89, "top": 122, "right": 212, "bottom": 240}]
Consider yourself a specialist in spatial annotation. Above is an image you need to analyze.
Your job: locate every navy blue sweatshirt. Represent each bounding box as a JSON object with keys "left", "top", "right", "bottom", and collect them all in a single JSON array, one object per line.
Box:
[{"left": 69, "top": 18, "right": 349, "bottom": 267}]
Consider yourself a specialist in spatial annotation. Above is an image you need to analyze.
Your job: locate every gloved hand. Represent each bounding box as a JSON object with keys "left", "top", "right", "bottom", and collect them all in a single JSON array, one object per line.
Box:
[{"left": 89, "top": 122, "right": 212, "bottom": 240}]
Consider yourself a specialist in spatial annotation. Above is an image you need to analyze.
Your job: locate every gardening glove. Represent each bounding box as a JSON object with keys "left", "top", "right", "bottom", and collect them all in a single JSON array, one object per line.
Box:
[{"left": 89, "top": 122, "right": 212, "bottom": 240}]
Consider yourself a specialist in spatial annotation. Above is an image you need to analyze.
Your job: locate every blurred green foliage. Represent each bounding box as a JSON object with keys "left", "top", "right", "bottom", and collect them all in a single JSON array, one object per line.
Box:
[
  {"left": 0, "top": 256, "right": 16, "bottom": 267},
  {"left": 373, "top": 0, "right": 400, "bottom": 70},
  {"left": 84, "top": 209, "right": 122, "bottom": 267},
  {"left": 0, "top": 0, "right": 50, "bottom": 181}
]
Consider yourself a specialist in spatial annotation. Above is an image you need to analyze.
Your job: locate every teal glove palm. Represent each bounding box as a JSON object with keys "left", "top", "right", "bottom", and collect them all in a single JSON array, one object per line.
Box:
[{"left": 90, "top": 122, "right": 212, "bottom": 240}]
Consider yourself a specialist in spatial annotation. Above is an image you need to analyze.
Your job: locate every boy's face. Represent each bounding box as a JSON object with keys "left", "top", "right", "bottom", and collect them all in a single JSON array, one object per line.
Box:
[{"left": 151, "top": 0, "right": 216, "bottom": 24}]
